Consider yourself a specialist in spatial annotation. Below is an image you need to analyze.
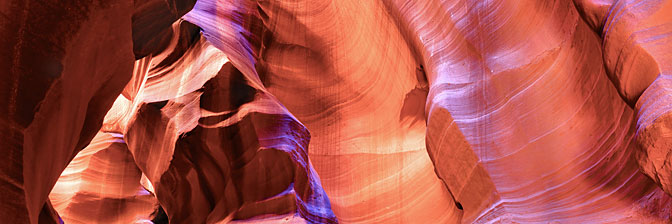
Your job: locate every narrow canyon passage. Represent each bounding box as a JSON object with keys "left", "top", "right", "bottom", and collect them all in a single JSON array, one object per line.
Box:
[{"left": 2, "top": 0, "right": 672, "bottom": 223}]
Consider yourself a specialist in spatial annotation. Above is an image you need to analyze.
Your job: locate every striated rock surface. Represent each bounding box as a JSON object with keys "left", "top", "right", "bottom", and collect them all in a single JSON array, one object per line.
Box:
[
  {"left": 576, "top": 0, "right": 672, "bottom": 199},
  {"left": 1, "top": 0, "right": 135, "bottom": 223},
  {"left": 249, "top": 0, "right": 672, "bottom": 222},
  {"left": 251, "top": 0, "right": 463, "bottom": 222},
  {"left": 4, "top": 0, "right": 672, "bottom": 223},
  {"left": 51, "top": 18, "right": 337, "bottom": 223},
  {"left": 600, "top": 0, "right": 672, "bottom": 198},
  {"left": 132, "top": 0, "right": 197, "bottom": 59},
  {"left": 122, "top": 59, "right": 337, "bottom": 222},
  {"left": 387, "top": 0, "right": 672, "bottom": 222},
  {"left": 49, "top": 132, "right": 157, "bottom": 224}
]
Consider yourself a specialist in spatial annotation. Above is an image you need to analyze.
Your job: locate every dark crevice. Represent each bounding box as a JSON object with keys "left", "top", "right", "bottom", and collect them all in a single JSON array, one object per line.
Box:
[
  {"left": 151, "top": 205, "right": 169, "bottom": 224},
  {"left": 455, "top": 202, "right": 464, "bottom": 210},
  {"left": 148, "top": 100, "right": 168, "bottom": 110}
]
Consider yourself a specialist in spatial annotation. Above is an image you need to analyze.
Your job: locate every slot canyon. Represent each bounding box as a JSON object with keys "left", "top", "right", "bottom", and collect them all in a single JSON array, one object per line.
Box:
[{"left": 2, "top": 0, "right": 672, "bottom": 223}]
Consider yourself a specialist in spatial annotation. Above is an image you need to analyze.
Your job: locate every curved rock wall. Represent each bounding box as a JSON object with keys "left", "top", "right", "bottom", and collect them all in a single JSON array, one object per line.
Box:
[
  {"left": 1, "top": 0, "right": 135, "bottom": 222},
  {"left": 3, "top": 0, "right": 672, "bottom": 223}
]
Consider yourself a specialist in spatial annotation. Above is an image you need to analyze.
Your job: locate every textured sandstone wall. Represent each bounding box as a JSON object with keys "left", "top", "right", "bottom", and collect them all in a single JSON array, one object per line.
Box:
[{"left": 2, "top": 0, "right": 672, "bottom": 223}]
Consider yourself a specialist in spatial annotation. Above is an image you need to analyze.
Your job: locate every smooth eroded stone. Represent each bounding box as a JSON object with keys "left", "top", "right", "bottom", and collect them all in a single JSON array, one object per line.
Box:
[{"left": 1, "top": 1, "right": 135, "bottom": 222}]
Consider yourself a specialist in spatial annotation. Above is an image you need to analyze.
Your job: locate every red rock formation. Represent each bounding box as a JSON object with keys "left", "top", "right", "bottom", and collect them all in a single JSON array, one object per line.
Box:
[
  {"left": 1, "top": 1, "right": 135, "bottom": 223},
  {"left": 600, "top": 0, "right": 672, "bottom": 198},
  {"left": 251, "top": 1, "right": 463, "bottom": 222},
  {"left": 122, "top": 60, "right": 337, "bottom": 222},
  {"left": 49, "top": 18, "right": 336, "bottom": 223},
  {"left": 49, "top": 132, "right": 157, "bottom": 224},
  {"left": 4, "top": 0, "right": 672, "bottom": 223},
  {"left": 576, "top": 0, "right": 672, "bottom": 200},
  {"left": 247, "top": 0, "right": 672, "bottom": 222}
]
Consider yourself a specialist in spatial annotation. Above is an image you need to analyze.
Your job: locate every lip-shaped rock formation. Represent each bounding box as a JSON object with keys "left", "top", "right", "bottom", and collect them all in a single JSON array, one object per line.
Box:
[{"left": 3, "top": 0, "right": 672, "bottom": 223}]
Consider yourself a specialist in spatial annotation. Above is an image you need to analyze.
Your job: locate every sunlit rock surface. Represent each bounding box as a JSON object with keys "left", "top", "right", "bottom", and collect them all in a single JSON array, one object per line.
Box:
[
  {"left": 601, "top": 0, "right": 672, "bottom": 198},
  {"left": 49, "top": 132, "right": 157, "bottom": 224},
  {"left": 3, "top": 0, "right": 672, "bottom": 223}
]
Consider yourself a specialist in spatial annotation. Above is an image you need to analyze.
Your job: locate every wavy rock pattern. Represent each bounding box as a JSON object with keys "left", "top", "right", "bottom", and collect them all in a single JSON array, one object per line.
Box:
[
  {"left": 1, "top": 0, "right": 135, "bottom": 223},
  {"left": 249, "top": 0, "right": 672, "bottom": 222},
  {"left": 600, "top": 0, "right": 672, "bottom": 197},
  {"left": 123, "top": 61, "right": 337, "bottom": 223},
  {"left": 51, "top": 18, "right": 336, "bottom": 223},
  {"left": 4, "top": 0, "right": 672, "bottom": 223},
  {"left": 49, "top": 132, "right": 157, "bottom": 224},
  {"left": 132, "top": 0, "right": 197, "bottom": 59},
  {"left": 251, "top": 1, "right": 463, "bottom": 223},
  {"left": 575, "top": 0, "right": 672, "bottom": 199},
  {"left": 387, "top": 0, "right": 672, "bottom": 222}
]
